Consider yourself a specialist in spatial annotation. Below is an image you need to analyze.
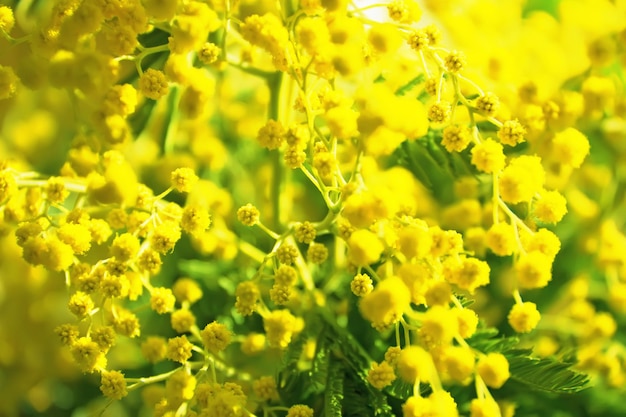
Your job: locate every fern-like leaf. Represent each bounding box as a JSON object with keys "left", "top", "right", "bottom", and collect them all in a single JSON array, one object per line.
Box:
[
  {"left": 507, "top": 355, "right": 590, "bottom": 394},
  {"left": 324, "top": 356, "right": 345, "bottom": 417}
]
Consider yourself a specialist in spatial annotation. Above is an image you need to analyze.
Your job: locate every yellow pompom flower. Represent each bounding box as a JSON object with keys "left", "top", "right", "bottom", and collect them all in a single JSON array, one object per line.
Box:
[
  {"left": 0, "top": 170, "right": 17, "bottom": 203},
  {"left": 442, "top": 125, "right": 472, "bottom": 152},
  {"left": 359, "top": 277, "right": 410, "bottom": 329},
  {"left": 485, "top": 222, "right": 517, "bottom": 256},
  {"left": 296, "top": 17, "right": 331, "bottom": 57},
  {"left": 103, "top": 84, "right": 137, "bottom": 116},
  {"left": 515, "top": 251, "right": 553, "bottom": 289},
  {"left": 45, "top": 177, "right": 69, "bottom": 204},
  {"left": 475, "top": 92, "right": 500, "bottom": 117},
  {"left": 287, "top": 405, "right": 314, "bottom": 417},
  {"left": 403, "top": 395, "right": 432, "bottom": 417},
  {"left": 522, "top": 228, "right": 561, "bottom": 260},
  {"left": 68, "top": 291, "right": 95, "bottom": 319},
  {"left": 368, "top": 23, "right": 403, "bottom": 55},
  {"left": 100, "top": 370, "right": 128, "bottom": 400},
  {"left": 428, "top": 101, "right": 452, "bottom": 123},
  {"left": 0, "top": 64, "right": 19, "bottom": 100},
  {"left": 456, "top": 308, "right": 479, "bottom": 338},
  {"left": 498, "top": 119, "right": 526, "bottom": 146},
  {"left": 407, "top": 28, "right": 430, "bottom": 51},
  {"left": 276, "top": 244, "right": 298, "bottom": 265},
  {"left": 351, "top": 273, "right": 374, "bottom": 296},
  {"left": 110, "top": 233, "right": 140, "bottom": 262},
  {"left": 418, "top": 305, "right": 459, "bottom": 347},
  {"left": 444, "top": 50, "right": 466, "bottom": 73},
  {"left": 508, "top": 302, "right": 541, "bottom": 333},
  {"left": 173, "top": 277, "right": 203, "bottom": 304},
  {"left": 166, "top": 335, "right": 194, "bottom": 363},
  {"left": 443, "top": 346, "right": 475, "bottom": 382},
  {"left": 70, "top": 337, "right": 107, "bottom": 373},
  {"left": 141, "top": 336, "right": 167, "bottom": 363},
  {"left": 237, "top": 203, "right": 260, "bottom": 226},
  {"left": 55, "top": 324, "right": 80, "bottom": 346},
  {"left": 367, "top": 361, "right": 396, "bottom": 389},
  {"left": 171, "top": 309, "right": 196, "bottom": 333},
  {"left": 165, "top": 369, "right": 197, "bottom": 406},
  {"left": 264, "top": 284, "right": 289, "bottom": 305},
  {"left": 348, "top": 229, "right": 384, "bottom": 266},
  {"left": 551, "top": 128, "right": 590, "bottom": 168},
  {"left": 263, "top": 309, "right": 297, "bottom": 349},
  {"left": 477, "top": 353, "right": 510, "bottom": 389},
  {"left": 138, "top": 69, "right": 169, "bottom": 100},
  {"left": 0, "top": 6, "right": 15, "bottom": 33},
  {"left": 201, "top": 321, "right": 232, "bottom": 352},
  {"left": 470, "top": 398, "right": 501, "bottom": 417},
  {"left": 170, "top": 167, "right": 198, "bottom": 193},
  {"left": 57, "top": 223, "right": 92, "bottom": 255},
  {"left": 235, "top": 281, "right": 260, "bottom": 316},
  {"left": 257, "top": 119, "right": 286, "bottom": 150},
  {"left": 325, "top": 105, "right": 359, "bottom": 140},
  {"left": 91, "top": 326, "right": 116, "bottom": 352},
  {"left": 307, "top": 243, "right": 328, "bottom": 264},
  {"left": 181, "top": 204, "right": 211, "bottom": 236},
  {"left": 387, "top": 0, "right": 421, "bottom": 23},
  {"left": 446, "top": 257, "right": 491, "bottom": 294},
  {"left": 533, "top": 190, "right": 568, "bottom": 224},
  {"left": 498, "top": 155, "right": 545, "bottom": 204},
  {"left": 150, "top": 287, "right": 176, "bottom": 314},
  {"left": 295, "top": 221, "right": 317, "bottom": 244},
  {"left": 396, "top": 345, "right": 432, "bottom": 383},
  {"left": 150, "top": 221, "right": 182, "bottom": 254},
  {"left": 253, "top": 376, "right": 280, "bottom": 401},
  {"left": 42, "top": 237, "right": 75, "bottom": 272},
  {"left": 471, "top": 139, "right": 505, "bottom": 173}
]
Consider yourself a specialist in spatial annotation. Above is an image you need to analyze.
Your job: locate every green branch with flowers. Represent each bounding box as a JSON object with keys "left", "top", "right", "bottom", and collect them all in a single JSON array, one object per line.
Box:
[{"left": 1, "top": 0, "right": 625, "bottom": 416}]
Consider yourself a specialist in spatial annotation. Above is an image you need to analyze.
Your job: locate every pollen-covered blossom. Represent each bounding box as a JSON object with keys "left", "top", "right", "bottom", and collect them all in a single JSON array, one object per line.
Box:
[
  {"left": 508, "top": 302, "right": 541, "bottom": 333},
  {"left": 263, "top": 309, "right": 298, "bottom": 348},
  {"left": 444, "top": 50, "right": 467, "bottom": 73},
  {"left": 237, "top": 203, "right": 260, "bottom": 226},
  {"left": 0, "top": 0, "right": 620, "bottom": 414},
  {"left": 397, "top": 345, "right": 432, "bottom": 383},
  {"left": 367, "top": 361, "right": 396, "bottom": 389},
  {"left": 551, "top": 128, "right": 590, "bottom": 168},
  {"left": 498, "top": 119, "right": 526, "bottom": 146},
  {"left": 477, "top": 353, "right": 510, "bottom": 389},
  {"left": 138, "top": 68, "right": 168, "bottom": 100},
  {"left": 515, "top": 251, "right": 553, "bottom": 289},
  {"left": 170, "top": 167, "right": 199, "bottom": 193},
  {"left": 359, "top": 277, "right": 410, "bottom": 329},
  {"left": 471, "top": 139, "right": 505, "bottom": 173},
  {"left": 100, "top": 370, "right": 127, "bottom": 400},
  {"left": 351, "top": 273, "right": 373, "bottom": 296},
  {"left": 287, "top": 405, "right": 314, "bottom": 417},
  {"left": 166, "top": 335, "right": 193, "bottom": 363},
  {"left": 442, "top": 125, "right": 472, "bottom": 152},
  {"left": 475, "top": 92, "right": 500, "bottom": 117},
  {"left": 348, "top": 229, "right": 384, "bottom": 266},
  {"left": 201, "top": 321, "right": 232, "bottom": 352},
  {"left": 533, "top": 190, "right": 568, "bottom": 224}
]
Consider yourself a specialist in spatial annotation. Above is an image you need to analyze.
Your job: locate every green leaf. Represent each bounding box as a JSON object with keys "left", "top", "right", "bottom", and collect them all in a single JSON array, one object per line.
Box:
[
  {"left": 128, "top": 99, "right": 157, "bottom": 137},
  {"left": 324, "top": 356, "right": 345, "bottom": 417},
  {"left": 467, "top": 328, "right": 521, "bottom": 354},
  {"left": 507, "top": 355, "right": 590, "bottom": 394},
  {"left": 394, "top": 74, "right": 426, "bottom": 96},
  {"left": 316, "top": 310, "right": 394, "bottom": 417}
]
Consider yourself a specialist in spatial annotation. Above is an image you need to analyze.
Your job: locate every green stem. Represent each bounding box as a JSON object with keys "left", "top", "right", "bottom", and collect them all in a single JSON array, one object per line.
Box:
[{"left": 267, "top": 72, "right": 285, "bottom": 231}]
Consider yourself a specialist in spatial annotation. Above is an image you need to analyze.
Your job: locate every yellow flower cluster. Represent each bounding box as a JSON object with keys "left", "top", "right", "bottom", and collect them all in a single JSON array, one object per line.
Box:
[{"left": 1, "top": 0, "right": 625, "bottom": 415}]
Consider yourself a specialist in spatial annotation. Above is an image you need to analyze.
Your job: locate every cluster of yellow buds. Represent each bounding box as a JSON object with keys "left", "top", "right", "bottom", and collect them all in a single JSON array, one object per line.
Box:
[{"left": 1, "top": 0, "right": 626, "bottom": 416}]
